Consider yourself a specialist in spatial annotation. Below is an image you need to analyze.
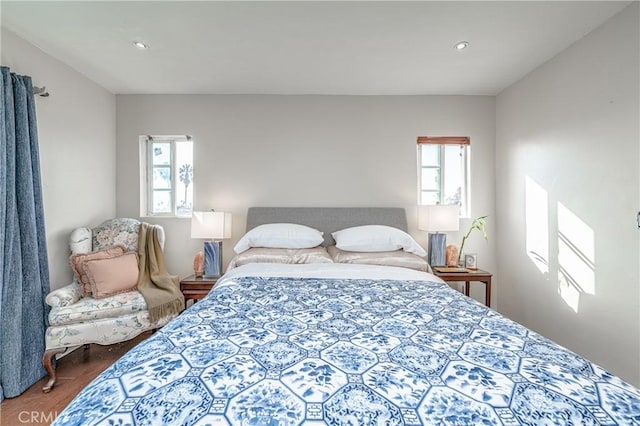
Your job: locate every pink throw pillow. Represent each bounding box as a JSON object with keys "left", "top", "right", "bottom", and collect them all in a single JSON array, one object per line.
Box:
[
  {"left": 70, "top": 245, "right": 126, "bottom": 296},
  {"left": 83, "top": 252, "right": 140, "bottom": 299}
]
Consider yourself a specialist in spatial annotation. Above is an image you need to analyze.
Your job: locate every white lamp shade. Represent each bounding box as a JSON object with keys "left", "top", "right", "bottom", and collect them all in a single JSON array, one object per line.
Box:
[
  {"left": 418, "top": 205, "right": 460, "bottom": 232},
  {"left": 191, "top": 211, "right": 232, "bottom": 239}
]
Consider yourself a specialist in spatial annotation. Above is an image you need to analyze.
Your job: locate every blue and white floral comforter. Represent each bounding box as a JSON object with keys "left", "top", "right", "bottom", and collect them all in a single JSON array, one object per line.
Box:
[{"left": 54, "top": 264, "right": 640, "bottom": 425}]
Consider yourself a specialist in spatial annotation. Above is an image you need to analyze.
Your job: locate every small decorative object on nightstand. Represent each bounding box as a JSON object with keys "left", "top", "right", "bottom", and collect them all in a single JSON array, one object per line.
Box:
[
  {"left": 193, "top": 251, "right": 204, "bottom": 278},
  {"left": 464, "top": 253, "right": 478, "bottom": 270},
  {"left": 180, "top": 275, "right": 218, "bottom": 305},
  {"left": 445, "top": 245, "right": 459, "bottom": 267}
]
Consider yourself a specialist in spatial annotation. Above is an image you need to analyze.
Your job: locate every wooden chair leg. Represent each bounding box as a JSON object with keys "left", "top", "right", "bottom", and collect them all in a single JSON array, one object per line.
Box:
[{"left": 42, "top": 348, "right": 66, "bottom": 393}]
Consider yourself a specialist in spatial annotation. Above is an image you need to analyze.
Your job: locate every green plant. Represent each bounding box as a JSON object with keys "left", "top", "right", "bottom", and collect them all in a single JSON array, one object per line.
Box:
[{"left": 458, "top": 215, "right": 488, "bottom": 264}]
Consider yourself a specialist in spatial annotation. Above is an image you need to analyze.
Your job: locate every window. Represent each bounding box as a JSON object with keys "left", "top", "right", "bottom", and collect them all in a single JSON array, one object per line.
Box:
[
  {"left": 140, "top": 135, "right": 193, "bottom": 217},
  {"left": 417, "top": 136, "right": 469, "bottom": 217}
]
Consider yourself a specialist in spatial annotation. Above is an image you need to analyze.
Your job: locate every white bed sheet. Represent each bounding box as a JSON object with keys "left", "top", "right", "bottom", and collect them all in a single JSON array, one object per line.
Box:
[{"left": 219, "top": 262, "right": 443, "bottom": 285}]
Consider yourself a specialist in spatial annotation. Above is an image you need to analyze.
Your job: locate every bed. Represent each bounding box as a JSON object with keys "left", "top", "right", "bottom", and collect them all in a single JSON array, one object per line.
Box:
[{"left": 53, "top": 207, "right": 640, "bottom": 425}]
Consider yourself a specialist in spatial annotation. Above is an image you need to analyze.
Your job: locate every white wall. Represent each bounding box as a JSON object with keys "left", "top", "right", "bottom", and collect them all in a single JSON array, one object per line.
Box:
[
  {"left": 496, "top": 3, "right": 639, "bottom": 385},
  {"left": 1, "top": 29, "right": 116, "bottom": 290},
  {"left": 116, "top": 95, "right": 497, "bottom": 305}
]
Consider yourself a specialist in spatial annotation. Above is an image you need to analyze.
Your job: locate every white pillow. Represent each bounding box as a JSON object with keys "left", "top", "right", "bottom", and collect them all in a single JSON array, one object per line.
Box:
[
  {"left": 332, "top": 225, "right": 427, "bottom": 257},
  {"left": 234, "top": 223, "right": 324, "bottom": 254}
]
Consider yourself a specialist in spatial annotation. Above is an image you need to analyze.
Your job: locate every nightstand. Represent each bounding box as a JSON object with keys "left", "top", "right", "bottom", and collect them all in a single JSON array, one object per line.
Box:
[
  {"left": 180, "top": 275, "right": 218, "bottom": 305},
  {"left": 432, "top": 268, "right": 492, "bottom": 307}
]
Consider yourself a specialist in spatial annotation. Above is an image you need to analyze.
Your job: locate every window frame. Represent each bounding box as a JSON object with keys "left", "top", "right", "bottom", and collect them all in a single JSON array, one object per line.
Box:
[
  {"left": 417, "top": 136, "right": 470, "bottom": 217},
  {"left": 139, "top": 135, "right": 193, "bottom": 218}
]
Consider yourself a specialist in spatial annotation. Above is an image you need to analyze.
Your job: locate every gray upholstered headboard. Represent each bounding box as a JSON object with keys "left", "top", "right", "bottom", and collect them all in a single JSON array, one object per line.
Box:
[{"left": 246, "top": 207, "right": 408, "bottom": 246}]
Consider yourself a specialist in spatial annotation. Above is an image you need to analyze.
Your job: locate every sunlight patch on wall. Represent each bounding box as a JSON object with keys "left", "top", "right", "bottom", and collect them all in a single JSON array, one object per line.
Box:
[
  {"left": 525, "top": 176, "right": 549, "bottom": 273},
  {"left": 557, "top": 202, "right": 595, "bottom": 312}
]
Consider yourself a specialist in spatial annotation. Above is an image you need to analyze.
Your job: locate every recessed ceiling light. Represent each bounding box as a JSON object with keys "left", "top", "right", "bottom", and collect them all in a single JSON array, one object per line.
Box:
[
  {"left": 133, "top": 41, "right": 149, "bottom": 50},
  {"left": 454, "top": 41, "right": 469, "bottom": 51}
]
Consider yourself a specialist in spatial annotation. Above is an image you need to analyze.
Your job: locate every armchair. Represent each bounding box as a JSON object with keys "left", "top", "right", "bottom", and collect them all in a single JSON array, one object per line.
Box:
[{"left": 42, "top": 218, "right": 178, "bottom": 392}]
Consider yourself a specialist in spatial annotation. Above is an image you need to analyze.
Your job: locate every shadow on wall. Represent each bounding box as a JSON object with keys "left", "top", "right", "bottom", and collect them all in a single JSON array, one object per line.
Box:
[{"left": 525, "top": 176, "right": 595, "bottom": 313}]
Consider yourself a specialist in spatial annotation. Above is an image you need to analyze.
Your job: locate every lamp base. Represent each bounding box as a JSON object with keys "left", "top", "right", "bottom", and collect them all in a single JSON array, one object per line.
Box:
[
  {"left": 203, "top": 241, "right": 223, "bottom": 278},
  {"left": 428, "top": 233, "right": 447, "bottom": 267}
]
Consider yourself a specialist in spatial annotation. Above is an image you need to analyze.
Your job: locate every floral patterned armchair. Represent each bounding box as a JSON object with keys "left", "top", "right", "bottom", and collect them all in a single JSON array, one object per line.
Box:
[{"left": 42, "top": 218, "right": 177, "bottom": 392}]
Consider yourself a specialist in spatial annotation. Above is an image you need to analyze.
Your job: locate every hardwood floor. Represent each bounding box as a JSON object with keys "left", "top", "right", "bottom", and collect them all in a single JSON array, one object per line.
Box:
[{"left": 0, "top": 332, "right": 151, "bottom": 426}]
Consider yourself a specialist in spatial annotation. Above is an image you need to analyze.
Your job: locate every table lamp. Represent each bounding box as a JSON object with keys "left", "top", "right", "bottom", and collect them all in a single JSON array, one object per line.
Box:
[
  {"left": 418, "top": 205, "right": 459, "bottom": 267},
  {"left": 191, "top": 211, "right": 232, "bottom": 278}
]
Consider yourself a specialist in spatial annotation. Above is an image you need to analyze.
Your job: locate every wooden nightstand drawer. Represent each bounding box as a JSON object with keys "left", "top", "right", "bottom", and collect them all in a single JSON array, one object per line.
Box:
[
  {"left": 432, "top": 268, "right": 492, "bottom": 307},
  {"left": 180, "top": 275, "right": 218, "bottom": 304}
]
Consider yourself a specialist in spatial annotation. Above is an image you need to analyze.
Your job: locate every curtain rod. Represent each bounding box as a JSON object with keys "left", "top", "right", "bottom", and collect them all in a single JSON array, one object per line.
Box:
[{"left": 33, "top": 86, "right": 49, "bottom": 97}]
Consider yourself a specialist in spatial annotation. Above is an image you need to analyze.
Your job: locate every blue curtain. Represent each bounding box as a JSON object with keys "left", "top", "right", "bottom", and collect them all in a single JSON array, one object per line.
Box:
[{"left": 0, "top": 66, "right": 50, "bottom": 400}]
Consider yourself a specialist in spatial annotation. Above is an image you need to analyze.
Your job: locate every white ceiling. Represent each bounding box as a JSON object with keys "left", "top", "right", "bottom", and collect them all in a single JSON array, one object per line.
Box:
[{"left": 1, "top": 1, "right": 630, "bottom": 95}]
